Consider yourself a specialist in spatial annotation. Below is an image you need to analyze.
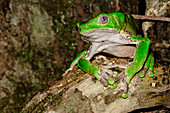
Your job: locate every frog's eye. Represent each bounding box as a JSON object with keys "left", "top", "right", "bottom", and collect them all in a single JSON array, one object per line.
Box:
[{"left": 98, "top": 15, "right": 109, "bottom": 24}]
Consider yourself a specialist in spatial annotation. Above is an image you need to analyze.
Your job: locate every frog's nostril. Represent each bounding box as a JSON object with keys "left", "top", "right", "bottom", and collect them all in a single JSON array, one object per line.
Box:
[{"left": 76, "top": 25, "right": 79, "bottom": 32}]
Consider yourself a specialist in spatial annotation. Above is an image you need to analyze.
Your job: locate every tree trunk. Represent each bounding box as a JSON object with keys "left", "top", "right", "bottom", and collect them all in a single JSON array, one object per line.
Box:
[{"left": 21, "top": 58, "right": 170, "bottom": 113}]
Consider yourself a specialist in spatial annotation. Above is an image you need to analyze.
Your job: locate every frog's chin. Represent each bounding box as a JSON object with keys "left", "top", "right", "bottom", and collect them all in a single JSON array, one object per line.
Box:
[{"left": 81, "top": 30, "right": 135, "bottom": 45}]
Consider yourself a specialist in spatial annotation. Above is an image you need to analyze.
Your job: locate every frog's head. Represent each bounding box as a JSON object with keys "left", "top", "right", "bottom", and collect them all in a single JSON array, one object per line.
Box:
[{"left": 76, "top": 12, "right": 137, "bottom": 44}]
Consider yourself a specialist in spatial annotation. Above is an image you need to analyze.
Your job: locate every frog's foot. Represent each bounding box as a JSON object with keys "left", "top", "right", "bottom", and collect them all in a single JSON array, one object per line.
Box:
[
  {"left": 97, "top": 67, "right": 130, "bottom": 98},
  {"left": 112, "top": 71, "right": 129, "bottom": 98},
  {"left": 139, "top": 68, "right": 154, "bottom": 78},
  {"left": 122, "top": 81, "right": 129, "bottom": 98},
  {"left": 97, "top": 66, "right": 117, "bottom": 89},
  {"left": 100, "top": 63, "right": 128, "bottom": 79},
  {"left": 139, "top": 53, "right": 154, "bottom": 78},
  {"left": 113, "top": 71, "right": 126, "bottom": 82}
]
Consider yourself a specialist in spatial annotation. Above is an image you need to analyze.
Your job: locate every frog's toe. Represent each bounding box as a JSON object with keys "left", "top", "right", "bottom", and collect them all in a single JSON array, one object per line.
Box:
[
  {"left": 122, "top": 81, "right": 129, "bottom": 98},
  {"left": 113, "top": 71, "right": 126, "bottom": 82},
  {"left": 113, "top": 71, "right": 118, "bottom": 77},
  {"left": 139, "top": 72, "right": 145, "bottom": 77},
  {"left": 139, "top": 69, "right": 145, "bottom": 77},
  {"left": 108, "top": 78, "right": 114, "bottom": 84},
  {"left": 99, "top": 73, "right": 117, "bottom": 89},
  {"left": 98, "top": 67, "right": 118, "bottom": 90},
  {"left": 148, "top": 70, "right": 154, "bottom": 77},
  {"left": 104, "top": 85, "right": 111, "bottom": 90},
  {"left": 104, "top": 84, "right": 117, "bottom": 90},
  {"left": 99, "top": 76, "right": 109, "bottom": 87},
  {"left": 111, "top": 84, "right": 117, "bottom": 89},
  {"left": 122, "top": 93, "right": 128, "bottom": 99}
]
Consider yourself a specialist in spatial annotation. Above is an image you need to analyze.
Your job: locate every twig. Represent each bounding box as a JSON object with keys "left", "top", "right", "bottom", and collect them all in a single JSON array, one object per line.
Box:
[{"left": 131, "top": 14, "right": 170, "bottom": 22}]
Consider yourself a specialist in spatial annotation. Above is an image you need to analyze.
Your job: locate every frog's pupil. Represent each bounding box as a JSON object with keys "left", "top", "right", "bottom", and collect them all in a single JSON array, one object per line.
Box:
[
  {"left": 102, "top": 16, "right": 108, "bottom": 23},
  {"left": 102, "top": 17, "right": 105, "bottom": 21}
]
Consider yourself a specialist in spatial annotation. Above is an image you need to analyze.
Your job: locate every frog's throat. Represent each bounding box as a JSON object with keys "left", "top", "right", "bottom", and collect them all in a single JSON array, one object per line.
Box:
[
  {"left": 81, "top": 29, "right": 118, "bottom": 35},
  {"left": 81, "top": 29, "right": 133, "bottom": 37},
  {"left": 80, "top": 29, "right": 135, "bottom": 44}
]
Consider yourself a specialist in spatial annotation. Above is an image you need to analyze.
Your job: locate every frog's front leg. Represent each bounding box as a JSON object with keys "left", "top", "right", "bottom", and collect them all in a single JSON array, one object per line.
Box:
[
  {"left": 76, "top": 42, "right": 116, "bottom": 88},
  {"left": 78, "top": 59, "right": 116, "bottom": 88},
  {"left": 62, "top": 51, "right": 88, "bottom": 76},
  {"left": 121, "top": 36, "right": 152, "bottom": 98}
]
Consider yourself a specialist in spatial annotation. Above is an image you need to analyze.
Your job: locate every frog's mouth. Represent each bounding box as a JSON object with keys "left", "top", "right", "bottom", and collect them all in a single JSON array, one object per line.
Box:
[{"left": 79, "top": 29, "right": 137, "bottom": 45}]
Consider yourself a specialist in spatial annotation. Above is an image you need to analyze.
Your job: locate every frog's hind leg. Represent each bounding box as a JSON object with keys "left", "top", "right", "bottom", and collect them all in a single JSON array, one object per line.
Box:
[{"left": 139, "top": 53, "right": 154, "bottom": 78}]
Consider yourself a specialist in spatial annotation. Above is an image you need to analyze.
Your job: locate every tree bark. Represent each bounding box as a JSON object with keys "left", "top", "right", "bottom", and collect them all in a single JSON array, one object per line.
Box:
[{"left": 21, "top": 58, "right": 170, "bottom": 113}]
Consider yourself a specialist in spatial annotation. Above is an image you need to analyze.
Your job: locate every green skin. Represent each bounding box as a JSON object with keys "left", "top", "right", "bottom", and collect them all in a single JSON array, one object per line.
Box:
[{"left": 63, "top": 12, "right": 154, "bottom": 98}]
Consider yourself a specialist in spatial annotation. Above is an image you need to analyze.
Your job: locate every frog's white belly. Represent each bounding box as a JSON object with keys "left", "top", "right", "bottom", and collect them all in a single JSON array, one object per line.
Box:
[{"left": 103, "top": 44, "right": 136, "bottom": 58}]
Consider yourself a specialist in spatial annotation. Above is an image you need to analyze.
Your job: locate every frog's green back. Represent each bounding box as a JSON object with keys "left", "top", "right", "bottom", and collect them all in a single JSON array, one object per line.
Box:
[
  {"left": 125, "top": 14, "right": 138, "bottom": 35},
  {"left": 109, "top": 12, "right": 137, "bottom": 35}
]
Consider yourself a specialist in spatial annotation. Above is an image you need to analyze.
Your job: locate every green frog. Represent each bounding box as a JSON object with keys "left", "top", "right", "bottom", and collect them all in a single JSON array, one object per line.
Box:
[{"left": 63, "top": 12, "right": 154, "bottom": 98}]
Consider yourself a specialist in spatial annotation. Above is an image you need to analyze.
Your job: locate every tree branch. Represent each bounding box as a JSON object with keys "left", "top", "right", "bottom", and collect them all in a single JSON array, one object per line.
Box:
[{"left": 132, "top": 14, "right": 170, "bottom": 22}]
